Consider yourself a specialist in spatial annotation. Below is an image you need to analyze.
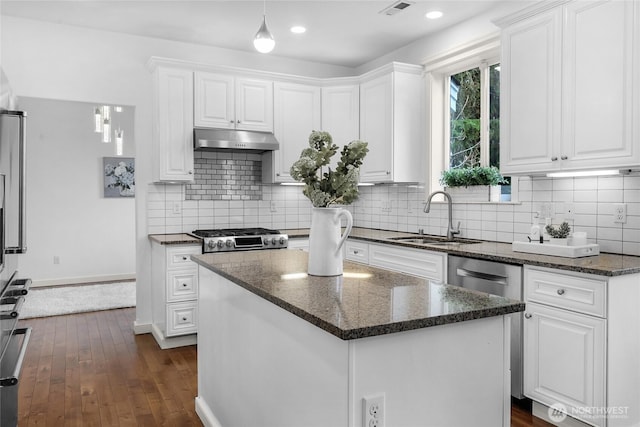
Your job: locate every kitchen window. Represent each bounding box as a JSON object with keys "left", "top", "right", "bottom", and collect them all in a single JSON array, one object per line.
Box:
[{"left": 424, "top": 36, "right": 513, "bottom": 201}]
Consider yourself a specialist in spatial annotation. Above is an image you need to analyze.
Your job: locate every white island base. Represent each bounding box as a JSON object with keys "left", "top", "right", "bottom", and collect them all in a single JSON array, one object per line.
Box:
[{"left": 196, "top": 266, "right": 513, "bottom": 427}]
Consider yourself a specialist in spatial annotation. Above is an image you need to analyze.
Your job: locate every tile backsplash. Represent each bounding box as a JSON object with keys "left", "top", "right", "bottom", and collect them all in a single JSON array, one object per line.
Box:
[
  {"left": 147, "top": 175, "right": 640, "bottom": 256},
  {"left": 185, "top": 152, "right": 262, "bottom": 200}
]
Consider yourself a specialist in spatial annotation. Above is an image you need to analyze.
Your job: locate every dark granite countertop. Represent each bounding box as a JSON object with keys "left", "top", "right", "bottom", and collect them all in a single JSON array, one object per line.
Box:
[
  {"left": 282, "top": 227, "right": 640, "bottom": 277},
  {"left": 192, "top": 249, "right": 525, "bottom": 340},
  {"left": 149, "top": 233, "right": 201, "bottom": 245}
]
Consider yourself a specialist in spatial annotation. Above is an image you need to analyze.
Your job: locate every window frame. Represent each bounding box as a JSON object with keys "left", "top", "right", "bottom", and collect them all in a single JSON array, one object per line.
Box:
[{"left": 423, "top": 34, "right": 516, "bottom": 201}]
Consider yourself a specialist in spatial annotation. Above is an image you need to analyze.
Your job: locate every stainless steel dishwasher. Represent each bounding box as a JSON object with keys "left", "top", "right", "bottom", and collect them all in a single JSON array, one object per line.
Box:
[{"left": 447, "top": 255, "right": 524, "bottom": 399}]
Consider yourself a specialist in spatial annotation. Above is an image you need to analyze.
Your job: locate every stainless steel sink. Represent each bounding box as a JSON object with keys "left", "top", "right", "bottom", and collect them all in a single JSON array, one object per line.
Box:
[{"left": 389, "top": 236, "right": 481, "bottom": 246}]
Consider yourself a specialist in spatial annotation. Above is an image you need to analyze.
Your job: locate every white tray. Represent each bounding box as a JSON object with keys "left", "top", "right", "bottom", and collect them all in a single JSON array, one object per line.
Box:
[{"left": 512, "top": 241, "right": 600, "bottom": 258}]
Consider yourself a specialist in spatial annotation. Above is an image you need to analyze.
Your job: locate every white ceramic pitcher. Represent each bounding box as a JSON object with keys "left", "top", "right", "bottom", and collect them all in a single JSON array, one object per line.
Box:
[{"left": 307, "top": 207, "right": 353, "bottom": 276}]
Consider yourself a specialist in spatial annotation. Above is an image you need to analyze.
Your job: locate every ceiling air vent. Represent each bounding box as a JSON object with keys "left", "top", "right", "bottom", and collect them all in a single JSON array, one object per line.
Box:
[{"left": 379, "top": 0, "right": 415, "bottom": 16}]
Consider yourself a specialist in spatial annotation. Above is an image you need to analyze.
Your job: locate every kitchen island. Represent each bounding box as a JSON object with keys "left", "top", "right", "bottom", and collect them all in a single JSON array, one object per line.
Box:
[{"left": 192, "top": 249, "right": 525, "bottom": 427}]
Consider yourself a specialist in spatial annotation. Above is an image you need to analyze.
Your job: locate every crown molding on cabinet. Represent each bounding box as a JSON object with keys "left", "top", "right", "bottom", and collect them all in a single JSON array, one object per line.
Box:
[
  {"left": 493, "top": 0, "right": 571, "bottom": 28},
  {"left": 146, "top": 56, "right": 422, "bottom": 87}
]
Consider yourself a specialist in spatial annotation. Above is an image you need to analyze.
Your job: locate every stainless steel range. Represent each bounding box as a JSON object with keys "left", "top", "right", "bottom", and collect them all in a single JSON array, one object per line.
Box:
[{"left": 191, "top": 228, "right": 289, "bottom": 253}]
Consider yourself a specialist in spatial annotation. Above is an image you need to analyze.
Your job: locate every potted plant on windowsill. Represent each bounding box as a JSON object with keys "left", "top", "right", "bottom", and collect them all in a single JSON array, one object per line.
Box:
[{"left": 440, "top": 166, "right": 506, "bottom": 202}]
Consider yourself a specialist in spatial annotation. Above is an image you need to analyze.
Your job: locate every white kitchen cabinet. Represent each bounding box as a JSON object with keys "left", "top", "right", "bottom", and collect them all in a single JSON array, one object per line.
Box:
[
  {"left": 498, "top": 1, "right": 640, "bottom": 175},
  {"left": 344, "top": 239, "right": 369, "bottom": 264},
  {"left": 359, "top": 64, "right": 424, "bottom": 183},
  {"left": 523, "top": 266, "right": 640, "bottom": 427},
  {"left": 524, "top": 302, "right": 606, "bottom": 426},
  {"left": 194, "top": 71, "right": 273, "bottom": 132},
  {"left": 151, "top": 66, "right": 194, "bottom": 182},
  {"left": 262, "top": 82, "right": 321, "bottom": 183},
  {"left": 151, "top": 241, "right": 200, "bottom": 349},
  {"left": 367, "top": 242, "right": 445, "bottom": 281},
  {"left": 287, "top": 238, "right": 309, "bottom": 251},
  {"left": 321, "top": 85, "right": 359, "bottom": 147}
]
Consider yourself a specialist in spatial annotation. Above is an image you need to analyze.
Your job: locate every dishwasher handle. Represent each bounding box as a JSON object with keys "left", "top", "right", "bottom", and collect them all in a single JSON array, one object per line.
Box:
[{"left": 455, "top": 268, "right": 508, "bottom": 285}]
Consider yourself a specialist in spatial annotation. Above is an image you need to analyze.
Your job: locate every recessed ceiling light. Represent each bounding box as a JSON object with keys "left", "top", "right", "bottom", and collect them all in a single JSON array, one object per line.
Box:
[
  {"left": 425, "top": 10, "right": 443, "bottom": 19},
  {"left": 290, "top": 26, "right": 306, "bottom": 34}
]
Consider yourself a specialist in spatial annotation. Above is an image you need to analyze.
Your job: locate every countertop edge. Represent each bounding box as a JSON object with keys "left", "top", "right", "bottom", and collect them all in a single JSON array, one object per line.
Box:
[{"left": 192, "top": 254, "right": 526, "bottom": 341}]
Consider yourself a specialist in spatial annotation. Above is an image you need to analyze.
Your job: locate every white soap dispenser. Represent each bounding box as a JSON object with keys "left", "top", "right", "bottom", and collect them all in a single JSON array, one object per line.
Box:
[{"left": 530, "top": 223, "right": 541, "bottom": 243}]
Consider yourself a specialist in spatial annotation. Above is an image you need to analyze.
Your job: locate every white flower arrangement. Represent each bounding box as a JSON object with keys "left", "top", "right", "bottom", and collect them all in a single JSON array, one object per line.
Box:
[{"left": 105, "top": 161, "right": 135, "bottom": 191}]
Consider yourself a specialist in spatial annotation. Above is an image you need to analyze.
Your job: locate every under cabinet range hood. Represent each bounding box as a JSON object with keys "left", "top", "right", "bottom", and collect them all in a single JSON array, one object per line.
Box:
[{"left": 194, "top": 128, "right": 279, "bottom": 153}]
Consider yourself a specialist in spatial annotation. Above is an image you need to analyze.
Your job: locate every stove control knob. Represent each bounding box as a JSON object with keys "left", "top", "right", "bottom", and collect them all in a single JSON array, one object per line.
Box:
[
  {"left": 207, "top": 240, "right": 217, "bottom": 249},
  {"left": 263, "top": 237, "right": 270, "bottom": 245},
  {"left": 271, "top": 237, "right": 277, "bottom": 245},
  {"left": 216, "top": 240, "right": 224, "bottom": 249},
  {"left": 279, "top": 237, "right": 286, "bottom": 245},
  {"left": 226, "top": 240, "right": 233, "bottom": 248}
]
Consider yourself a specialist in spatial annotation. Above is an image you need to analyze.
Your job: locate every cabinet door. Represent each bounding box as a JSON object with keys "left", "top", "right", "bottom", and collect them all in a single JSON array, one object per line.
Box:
[
  {"left": 236, "top": 78, "right": 273, "bottom": 132},
  {"left": 524, "top": 302, "right": 605, "bottom": 426},
  {"left": 359, "top": 74, "right": 394, "bottom": 182},
  {"left": 269, "top": 82, "right": 321, "bottom": 183},
  {"left": 156, "top": 67, "right": 194, "bottom": 181},
  {"left": 561, "top": 0, "right": 639, "bottom": 170},
  {"left": 321, "top": 85, "right": 359, "bottom": 147},
  {"left": 500, "top": 9, "right": 562, "bottom": 175},
  {"left": 368, "top": 243, "right": 445, "bottom": 281},
  {"left": 194, "top": 72, "right": 235, "bottom": 129}
]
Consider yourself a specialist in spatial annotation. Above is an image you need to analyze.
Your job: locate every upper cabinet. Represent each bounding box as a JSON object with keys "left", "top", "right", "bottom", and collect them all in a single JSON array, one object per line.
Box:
[
  {"left": 359, "top": 64, "right": 424, "bottom": 183},
  {"left": 262, "top": 82, "right": 321, "bottom": 183},
  {"left": 321, "top": 85, "right": 360, "bottom": 147},
  {"left": 498, "top": 0, "right": 640, "bottom": 175},
  {"left": 194, "top": 71, "right": 273, "bottom": 132},
  {"left": 152, "top": 66, "right": 194, "bottom": 182}
]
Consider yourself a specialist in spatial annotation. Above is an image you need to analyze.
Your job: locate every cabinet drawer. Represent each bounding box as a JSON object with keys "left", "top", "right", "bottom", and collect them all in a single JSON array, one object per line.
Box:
[
  {"left": 344, "top": 240, "right": 369, "bottom": 264},
  {"left": 368, "top": 243, "right": 445, "bottom": 281},
  {"left": 167, "top": 269, "right": 198, "bottom": 302},
  {"left": 166, "top": 245, "right": 200, "bottom": 270},
  {"left": 166, "top": 301, "right": 197, "bottom": 337},
  {"left": 525, "top": 267, "right": 606, "bottom": 317}
]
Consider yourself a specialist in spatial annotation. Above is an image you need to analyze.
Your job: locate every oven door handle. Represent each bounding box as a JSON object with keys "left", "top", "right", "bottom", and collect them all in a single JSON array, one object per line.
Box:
[
  {"left": 0, "top": 327, "right": 32, "bottom": 387},
  {"left": 0, "top": 296, "right": 25, "bottom": 319}
]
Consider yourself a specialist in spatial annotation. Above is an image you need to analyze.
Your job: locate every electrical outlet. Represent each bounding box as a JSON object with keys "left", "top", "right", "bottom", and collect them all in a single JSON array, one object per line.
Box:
[
  {"left": 614, "top": 203, "right": 627, "bottom": 224},
  {"left": 172, "top": 202, "right": 181, "bottom": 215},
  {"left": 270, "top": 201, "right": 277, "bottom": 212},
  {"left": 53, "top": 256, "right": 60, "bottom": 265},
  {"left": 564, "top": 203, "right": 575, "bottom": 221},
  {"left": 363, "top": 394, "right": 385, "bottom": 427}
]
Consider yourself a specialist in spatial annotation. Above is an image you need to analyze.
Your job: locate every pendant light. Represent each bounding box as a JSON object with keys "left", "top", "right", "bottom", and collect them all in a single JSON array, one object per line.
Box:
[{"left": 253, "top": 0, "right": 275, "bottom": 53}]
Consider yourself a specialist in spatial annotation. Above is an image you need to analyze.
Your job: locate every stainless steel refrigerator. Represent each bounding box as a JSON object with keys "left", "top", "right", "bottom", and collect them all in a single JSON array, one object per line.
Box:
[{"left": 0, "top": 110, "right": 32, "bottom": 427}]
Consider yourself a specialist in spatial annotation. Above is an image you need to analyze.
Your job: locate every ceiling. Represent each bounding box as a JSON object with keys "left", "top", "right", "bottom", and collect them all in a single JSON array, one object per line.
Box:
[{"left": 1, "top": 0, "right": 507, "bottom": 68}]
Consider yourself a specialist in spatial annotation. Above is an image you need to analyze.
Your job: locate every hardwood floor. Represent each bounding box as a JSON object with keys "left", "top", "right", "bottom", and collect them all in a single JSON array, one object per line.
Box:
[
  {"left": 17, "top": 308, "right": 553, "bottom": 426},
  {"left": 17, "top": 308, "right": 199, "bottom": 426}
]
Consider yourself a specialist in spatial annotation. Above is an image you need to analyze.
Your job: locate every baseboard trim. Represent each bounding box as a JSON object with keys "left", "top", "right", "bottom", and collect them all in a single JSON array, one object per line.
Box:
[
  {"left": 30, "top": 274, "right": 136, "bottom": 288},
  {"left": 195, "top": 396, "right": 222, "bottom": 427},
  {"left": 133, "top": 321, "right": 152, "bottom": 335},
  {"left": 532, "top": 401, "right": 591, "bottom": 427},
  {"left": 151, "top": 323, "right": 197, "bottom": 349}
]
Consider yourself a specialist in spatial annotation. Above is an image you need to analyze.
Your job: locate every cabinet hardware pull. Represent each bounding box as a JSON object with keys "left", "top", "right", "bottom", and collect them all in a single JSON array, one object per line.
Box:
[
  {"left": 557, "top": 289, "right": 565, "bottom": 295},
  {"left": 237, "top": 120, "right": 241, "bottom": 124},
  {"left": 353, "top": 250, "right": 359, "bottom": 254},
  {"left": 182, "top": 317, "right": 187, "bottom": 321},
  {"left": 386, "top": 171, "right": 390, "bottom": 175},
  {"left": 551, "top": 156, "right": 558, "bottom": 161},
  {"left": 561, "top": 155, "right": 568, "bottom": 160},
  {"left": 182, "top": 257, "right": 188, "bottom": 260},
  {"left": 182, "top": 283, "right": 187, "bottom": 287},
  {"left": 229, "top": 120, "right": 234, "bottom": 123},
  {"left": 188, "top": 170, "right": 193, "bottom": 174},
  {"left": 524, "top": 313, "right": 532, "bottom": 319}
]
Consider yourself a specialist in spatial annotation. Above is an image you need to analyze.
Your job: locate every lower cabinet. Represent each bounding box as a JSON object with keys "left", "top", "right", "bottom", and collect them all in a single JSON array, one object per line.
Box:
[
  {"left": 151, "top": 241, "right": 200, "bottom": 349},
  {"left": 344, "top": 239, "right": 446, "bottom": 282},
  {"left": 523, "top": 266, "right": 640, "bottom": 427}
]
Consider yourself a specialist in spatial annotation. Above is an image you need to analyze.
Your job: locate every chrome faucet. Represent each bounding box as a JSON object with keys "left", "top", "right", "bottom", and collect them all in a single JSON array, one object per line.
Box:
[{"left": 423, "top": 191, "right": 461, "bottom": 241}]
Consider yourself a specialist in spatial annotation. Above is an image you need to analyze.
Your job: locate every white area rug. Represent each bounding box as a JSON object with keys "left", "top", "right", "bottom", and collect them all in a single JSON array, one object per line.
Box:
[{"left": 20, "top": 282, "right": 136, "bottom": 319}]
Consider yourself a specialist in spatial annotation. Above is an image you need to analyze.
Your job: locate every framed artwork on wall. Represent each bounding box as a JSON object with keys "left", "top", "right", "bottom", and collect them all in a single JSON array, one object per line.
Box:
[{"left": 103, "top": 157, "right": 135, "bottom": 198}]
